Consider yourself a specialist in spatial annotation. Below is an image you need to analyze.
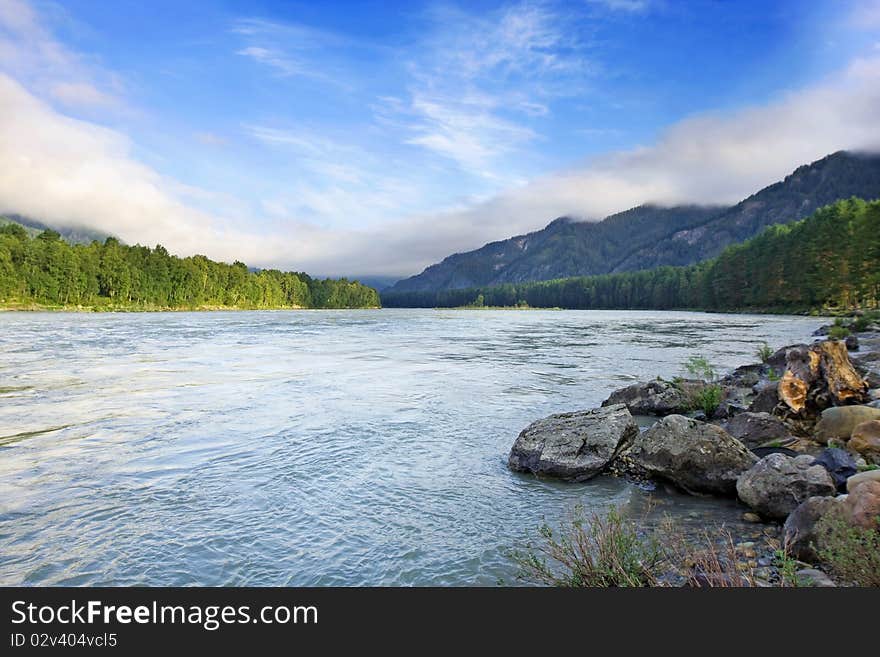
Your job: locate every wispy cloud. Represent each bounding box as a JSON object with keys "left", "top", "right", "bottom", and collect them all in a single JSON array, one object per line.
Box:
[
  {"left": 0, "top": 0, "right": 124, "bottom": 111},
  {"left": 587, "top": 0, "right": 652, "bottom": 13},
  {"left": 381, "top": 2, "right": 593, "bottom": 180}
]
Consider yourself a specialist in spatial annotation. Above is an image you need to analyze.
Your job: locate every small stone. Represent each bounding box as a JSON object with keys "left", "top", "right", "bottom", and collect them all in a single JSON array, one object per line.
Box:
[
  {"left": 845, "top": 335, "right": 859, "bottom": 351},
  {"left": 796, "top": 568, "right": 835, "bottom": 587},
  {"left": 742, "top": 512, "right": 762, "bottom": 523}
]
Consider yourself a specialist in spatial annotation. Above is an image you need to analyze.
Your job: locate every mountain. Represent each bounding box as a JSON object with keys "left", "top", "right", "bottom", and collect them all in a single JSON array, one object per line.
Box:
[
  {"left": 390, "top": 197, "right": 880, "bottom": 313},
  {"left": 384, "top": 151, "right": 880, "bottom": 298},
  {"left": 0, "top": 214, "right": 111, "bottom": 245}
]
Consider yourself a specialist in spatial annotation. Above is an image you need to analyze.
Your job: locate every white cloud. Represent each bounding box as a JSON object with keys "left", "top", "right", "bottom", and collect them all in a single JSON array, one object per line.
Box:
[
  {"left": 1, "top": 0, "right": 880, "bottom": 281},
  {"left": 587, "top": 0, "right": 651, "bottom": 13},
  {"left": 50, "top": 81, "right": 119, "bottom": 109},
  {"left": 0, "top": 0, "right": 124, "bottom": 110},
  {"left": 381, "top": 2, "right": 592, "bottom": 180}
]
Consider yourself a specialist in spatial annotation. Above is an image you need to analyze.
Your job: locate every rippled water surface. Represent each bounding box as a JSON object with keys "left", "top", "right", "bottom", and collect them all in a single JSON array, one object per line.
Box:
[{"left": 0, "top": 309, "right": 820, "bottom": 585}]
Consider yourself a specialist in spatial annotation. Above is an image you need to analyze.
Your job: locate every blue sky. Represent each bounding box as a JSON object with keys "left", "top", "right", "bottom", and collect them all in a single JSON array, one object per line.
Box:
[{"left": 1, "top": 0, "right": 879, "bottom": 277}]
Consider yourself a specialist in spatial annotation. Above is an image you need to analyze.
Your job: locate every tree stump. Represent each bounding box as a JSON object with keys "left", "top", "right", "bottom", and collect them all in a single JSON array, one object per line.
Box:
[{"left": 779, "top": 340, "right": 868, "bottom": 415}]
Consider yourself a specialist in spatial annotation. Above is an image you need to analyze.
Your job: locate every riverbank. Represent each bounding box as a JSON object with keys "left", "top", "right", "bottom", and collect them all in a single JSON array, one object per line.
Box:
[
  {"left": 0, "top": 302, "right": 381, "bottom": 312},
  {"left": 508, "top": 314, "right": 880, "bottom": 586}
]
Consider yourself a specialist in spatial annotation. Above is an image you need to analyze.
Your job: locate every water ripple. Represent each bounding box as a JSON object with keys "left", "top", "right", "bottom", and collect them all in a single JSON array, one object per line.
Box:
[{"left": 0, "top": 309, "right": 820, "bottom": 585}]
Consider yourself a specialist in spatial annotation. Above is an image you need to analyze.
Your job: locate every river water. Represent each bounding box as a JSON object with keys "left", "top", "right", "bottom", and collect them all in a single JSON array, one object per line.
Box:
[{"left": 0, "top": 309, "right": 820, "bottom": 585}]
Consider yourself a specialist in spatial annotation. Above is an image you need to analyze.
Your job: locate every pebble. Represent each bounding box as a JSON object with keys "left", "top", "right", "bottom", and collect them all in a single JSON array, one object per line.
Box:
[{"left": 742, "top": 512, "right": 762, "bottom": 523}]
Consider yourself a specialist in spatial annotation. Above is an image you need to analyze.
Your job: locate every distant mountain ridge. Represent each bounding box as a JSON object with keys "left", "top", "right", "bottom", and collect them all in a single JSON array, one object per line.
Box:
[
  {"left": 0, "top": 214, "right": 111, "bottom": 245},
  {"left": 384, "top": 151, "right": 880, "bottom": 297}
]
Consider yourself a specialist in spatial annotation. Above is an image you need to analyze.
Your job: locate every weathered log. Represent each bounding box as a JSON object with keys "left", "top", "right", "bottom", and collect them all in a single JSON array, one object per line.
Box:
[
  {"left": 779, "top": 346, "right": 819, "bottom": 413},
  {"left": 818, "top": 340, "right": 868, "bottom": 404},
  {"left": 778, "top": 340, "right": 868, "bottom": 414}
]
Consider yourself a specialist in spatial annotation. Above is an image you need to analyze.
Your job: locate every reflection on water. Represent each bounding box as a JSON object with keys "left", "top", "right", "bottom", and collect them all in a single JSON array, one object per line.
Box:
[{"left": 0, "top": 309, "right": 819, "bottom": 585}]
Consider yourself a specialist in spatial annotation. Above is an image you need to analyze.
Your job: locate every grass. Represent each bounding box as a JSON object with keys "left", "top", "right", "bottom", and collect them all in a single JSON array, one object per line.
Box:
[
  {"left": 510, "top": 505, "right": 663, "bottom": 587},
  {"left": 511, "top": 504, "right": 807, "bottom": 587},
  {"left": 756, "top": 342, "right": 774, "bottom": 363}
]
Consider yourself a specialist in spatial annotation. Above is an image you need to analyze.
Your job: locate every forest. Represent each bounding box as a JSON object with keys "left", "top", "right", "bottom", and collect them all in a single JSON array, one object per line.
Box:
[
  {"left": 382, "top": 198, "right": 880, "bottom": 313},
  {"left": 0, "top": 223, "right": 380, "bottom": 310}
]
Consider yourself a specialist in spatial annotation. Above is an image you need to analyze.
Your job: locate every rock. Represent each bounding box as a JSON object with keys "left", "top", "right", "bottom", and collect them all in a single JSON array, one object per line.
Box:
[
  {"left": 783, "top": 496, "right": 842, "bottom": 562},
  {"left": 840, "top": 480, "right": 880, "bottom": 528},
  {"left": 624, "top": 415, "right": 757, "bottom": 496},
  {"left": 812, "top": 448, "right": 858, "bottom": 492},
  {"left": 767, "top": 345, "right": 805, "bottom": 369},
  {"left": 869, "top": 388, "right": 880, "bottom": 401},
  {"left": 779, "top": 341, "right": 868, "bottom": 415},
  {"left": 508, "top": 404, "right": 638, "bottom": 481},
  {"left": 845, "top": 469, "right": 880, "bottom": 493},
  {"left": 722, "top": 412, "right": 792, "bottom": 449},
  {"left": 751, "top": 445, "right": 799, "bottom": 459},
  {"left": 814, "top": 405, "right": 880, "bottom": 443},
  {"left": 848, "top": 419, "right": 880, "bottom": 464},
  {"left": 742, "top": 512, "right": 762, "bottom": 523},
  {"left": 845, "top": 335, "right": 859, "bottom": 351},
  {"left": 796, "top": 569, "right": 835, "bottom": 587},
  {"left": 748, "top": 382, "right": 780, "bottom": 414},
  {"left": 812, "top": 325, "right": 832, "bottom": 337},
  {"left": 736, "top": 453, "right": 836, "bottom": 519},
  {"left": 870, "top": 400, "right": 880, "bottom": 409},
  {"left": 601, "top": 379, "right": 689, "bottom": 416},
  {"left": 721, "top": 363, "right": 766, "bottom": 388}
]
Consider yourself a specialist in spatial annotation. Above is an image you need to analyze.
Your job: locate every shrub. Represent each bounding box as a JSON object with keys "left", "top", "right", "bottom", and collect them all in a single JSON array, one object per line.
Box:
[
  {"left": 828, "top": 325, "right": 851, "bottom": 340},
  {"left": 684, "top": 355, "right": 717, "bottom": 381},
  {"left": 511, "top": 505, "right": 663, "bottom": 587},
  {"left": 756, "top": 342, "right": 773, "bottom": 363},
  {"left": 692, "top": 384, "right": 723, "bottom": 416},
  {"left": 816, "top": 513, "right": 880, "bottom": 586}
]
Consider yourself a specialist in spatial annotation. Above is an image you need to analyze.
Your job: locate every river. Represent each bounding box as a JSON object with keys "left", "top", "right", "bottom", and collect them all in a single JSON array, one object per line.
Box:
[{"left": 0, "top": 309, "right": 820, "bottom": 585}]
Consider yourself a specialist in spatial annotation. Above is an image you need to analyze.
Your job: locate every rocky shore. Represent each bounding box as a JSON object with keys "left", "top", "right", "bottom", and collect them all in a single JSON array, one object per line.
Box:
[{"left": 508, "top": 315, "right": 880, "bottom": 586}]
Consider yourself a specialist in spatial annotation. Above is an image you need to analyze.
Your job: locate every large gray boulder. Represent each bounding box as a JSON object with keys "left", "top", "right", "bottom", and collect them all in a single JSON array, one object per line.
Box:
[
  {"left": 736, "top": 453, "right": 836, "bottom": 519},
  {"left": 601, "top": 379, "right": 689, "bottom": 416},
  {"left": 508, "top": 404, "right": 638, "bottom": 481},
  {"left": 722, "top": 411, "right": 792, "bottom": 449},
  {"left": 783, "top": 495, "right": 842, "bottom": 562},
  {"left": 623, "top": 415, "right": 757, "bottom": 495}
]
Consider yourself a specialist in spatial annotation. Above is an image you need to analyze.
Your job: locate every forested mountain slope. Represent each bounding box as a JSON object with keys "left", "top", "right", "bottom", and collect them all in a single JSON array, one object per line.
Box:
[
  {"left": 384, "top": 151, "right": 880, "bottom": 299},
  {"left": 384, "top": 198, "right": 880, "bottom": 313}
]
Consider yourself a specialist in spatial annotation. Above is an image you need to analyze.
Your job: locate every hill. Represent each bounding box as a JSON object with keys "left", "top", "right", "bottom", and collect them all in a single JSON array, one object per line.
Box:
[
  {"left": 383, "top": 198, "right": 880, "bottom": 313},
  {"left": 384, "top": 151, "right": 880, "bottom": 300}
]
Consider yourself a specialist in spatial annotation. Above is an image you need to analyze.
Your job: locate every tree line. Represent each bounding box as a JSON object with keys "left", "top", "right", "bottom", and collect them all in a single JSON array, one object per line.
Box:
[
  {"left": 0, "top": 224, "right": 380, "bottom": 310},
  {"left": 382, "top": 198, "right": 880, "bottom": 312}
]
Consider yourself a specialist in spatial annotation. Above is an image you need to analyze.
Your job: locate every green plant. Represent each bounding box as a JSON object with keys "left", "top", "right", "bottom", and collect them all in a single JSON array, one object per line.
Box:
[
  {"left": 857, "top": 463, "right": 879, "bottom": 472},
  {"left": 816, "top": 513, "right": 880, "bottom": 586},
  {"left": 692, "top": 384, "right": 723, "bottom": 416},
  {"left": 684, "top": 355, "right": 717, "bottom": 382},
  {"left": 756, "top": 342, "right": 773, "bottom": 363},
  {"left": 828, "top": 325, "right": 851, "bottom": 340},
  {"left": 511, "top": 505, "right": 663, "bottom": 587},
  {"left": 773, "top": 549, "right": 802, "bottom": 587}
]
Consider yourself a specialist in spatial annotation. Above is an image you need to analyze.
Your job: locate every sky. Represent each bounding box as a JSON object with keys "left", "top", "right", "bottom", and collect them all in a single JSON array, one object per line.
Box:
[{"left": 1, "top": 0, "right": 880, "bottom": 279}]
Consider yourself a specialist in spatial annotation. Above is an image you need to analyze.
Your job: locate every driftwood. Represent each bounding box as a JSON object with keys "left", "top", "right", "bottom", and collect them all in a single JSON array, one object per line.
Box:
[{"left": 779, "top": 340, "right": 868, "bottom": 414}]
